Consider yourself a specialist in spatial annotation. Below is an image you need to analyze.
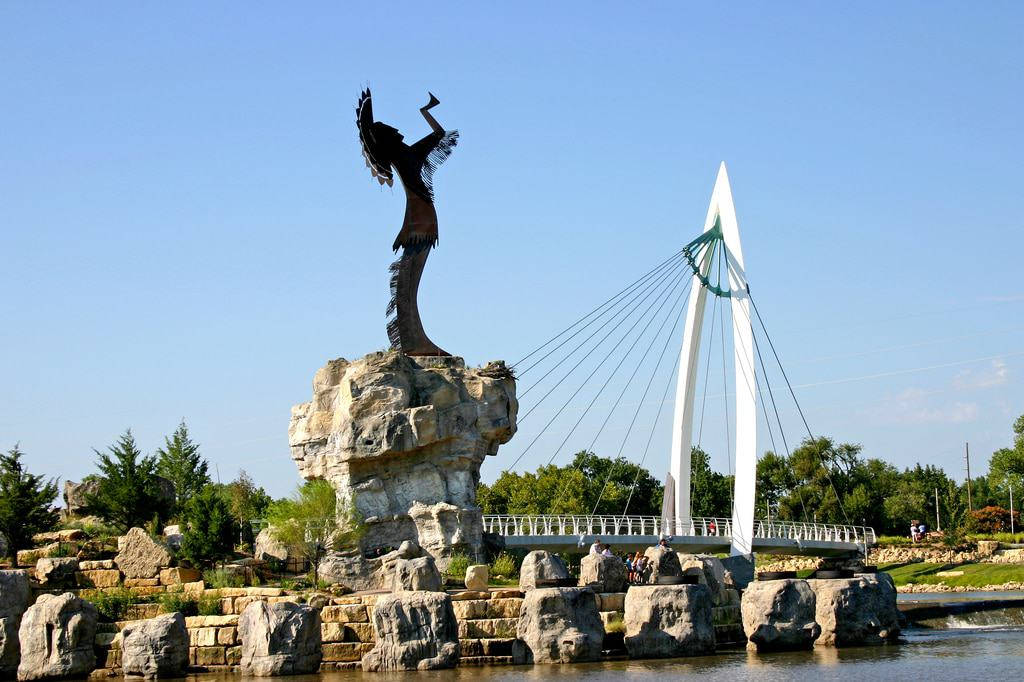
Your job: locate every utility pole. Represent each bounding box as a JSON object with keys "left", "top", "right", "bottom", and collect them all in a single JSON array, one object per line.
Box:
[
  {"left": 1007, "top": 481, "right": 1015, "bottom": 532},
  {"left": 965, "top": 442, "right": 974, "bottom": 512},
  {"left": 935, "top": 487, "right": 941, "bottom": 532}
]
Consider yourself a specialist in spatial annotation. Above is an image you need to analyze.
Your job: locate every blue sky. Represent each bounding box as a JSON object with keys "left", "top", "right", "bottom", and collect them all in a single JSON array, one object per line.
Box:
[{"left": 1, "top": 2, "right": 1021, "bottom": 500}]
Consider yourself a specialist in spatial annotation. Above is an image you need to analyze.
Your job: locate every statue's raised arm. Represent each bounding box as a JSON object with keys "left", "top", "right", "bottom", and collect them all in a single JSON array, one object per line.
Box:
[{"left": 355, "top": 88, "right": 458, "bottom": 357}]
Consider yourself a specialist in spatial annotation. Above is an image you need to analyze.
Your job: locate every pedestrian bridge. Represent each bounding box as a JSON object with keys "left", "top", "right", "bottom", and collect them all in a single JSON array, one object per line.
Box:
[{"left": 483, "top": 515, "right": 875, "bottom": 558}]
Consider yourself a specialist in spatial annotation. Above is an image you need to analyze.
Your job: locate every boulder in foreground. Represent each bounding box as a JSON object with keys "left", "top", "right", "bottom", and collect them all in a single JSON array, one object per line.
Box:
[
  {"left": 17, "top": 593, "right": 97, "bottom": 681},
  {"left": 362, "top": 591, "right": 459, "bottom": 671},
  {"left": 624, "top": 584, "right": 715, "bottom": 658},
  {"left": 121, "top": 612, "right": 189, "bottom": 678},
  {"left": 513, "top": 587, "right": 604, "bottom": 664},
  {"left": 741, "top": 579, "right": 820, "bottom": 652},
  {"left": 238, "top": 601, "right": 322, "bottom": 676}
]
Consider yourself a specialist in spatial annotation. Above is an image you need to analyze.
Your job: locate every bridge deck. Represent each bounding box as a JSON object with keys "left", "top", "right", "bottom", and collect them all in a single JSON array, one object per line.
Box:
[{"left": 484, "top": 515, "right": 874, "bottom": 558}]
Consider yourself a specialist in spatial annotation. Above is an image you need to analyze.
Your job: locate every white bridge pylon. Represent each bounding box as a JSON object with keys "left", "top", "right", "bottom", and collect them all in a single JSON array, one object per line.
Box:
[{"left": 665, "top": 162, "right": 758, "bottom": 556}]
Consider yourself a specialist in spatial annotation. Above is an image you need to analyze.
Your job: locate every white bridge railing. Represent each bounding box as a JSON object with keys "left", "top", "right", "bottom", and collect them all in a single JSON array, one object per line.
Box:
[{"left": 482, "top": 515, "right": 876, "bottom": 546}]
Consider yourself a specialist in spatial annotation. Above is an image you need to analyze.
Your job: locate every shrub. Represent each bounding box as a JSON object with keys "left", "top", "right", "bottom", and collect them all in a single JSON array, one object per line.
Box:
[
  {"left": 203, "top": 568, "right": 245, "bottom": 589},
  {"left": 83, "top": 588, "right": 135, "bottom": 622},
  {"left": 967, "top": 506, "right": 1020, "bottom": 534},
  {"left": 604, "top": 614, "right": 625, "bottom": 634},
  {"left": 60, "top": 517, "right": 118, "bottom": 539},
  {"left": 198, "top": 591, "right": 222, "bottom": 616},
  {"left": 445, "top": 552, "right": 470, "bottom": 579},
  {"left": 158, "top": 590, "right": 199, "bottom": 617},
  {"left": 490, "top": 552, "right": 518, "bottom": 577}
]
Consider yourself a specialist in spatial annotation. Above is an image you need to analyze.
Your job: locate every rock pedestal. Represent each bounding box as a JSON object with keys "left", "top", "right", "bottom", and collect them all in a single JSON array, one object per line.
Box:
[
  {"left": 362, "top": 591, "right": 459, "bottom": 671},
  {"left": 513, "top": 587, "right": 604, "bottom": 664},
  {"left": 465, "top": 565, "right": 489, "bottom": 591},
  {"left": 741, "top": 579, "right": 820, "bottom": 652},
  {"left": 519, "top": 551, "right": 570, "bottom": 590},
  {"left": 288, "top": 351, "right": 517, "bottom": 563},
  {"left": 579, "top": 553, "right": 627, "bottom": 593},
  {"left": 644, "top": 547, "right": 682, "bottom": 584},
  {"left": 808, "top": 575, "right": 900, "bottom": 646},
  {"left": 624, "top": 584, "right": 715, "bottom": 658},
  {"left": 0, "top": 571, "right": 30, "bottom": 677},
  {"left": 121, "top": 613, "right": 189, "bottom": 678},
  {"left": 34, "top": 558, "right": 78, "bottom": 587},
  {"left": 115, "top": 528, "right": 172, "bottom": 579},
  {"left": 238, "top": 601, "right": 322, "bottom": 676},
  {"left": 392, "top": 556, "right": 442, "bottom": 592},
  {"left": 17, "top": 593, "right": 97, "bottom": 681}
]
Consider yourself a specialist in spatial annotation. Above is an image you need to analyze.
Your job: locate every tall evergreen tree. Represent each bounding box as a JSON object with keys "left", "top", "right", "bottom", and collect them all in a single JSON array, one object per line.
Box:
[
  {"left": 0, "top": 446, "right": 59, "bottom": 560},
  {"left": 86, "top": 430, "right": 171, "bottom": 531},
  {"left": 156, "top": 421, "right": 210, "bottom": 516},
  {"left": 179, "top": 484, "right": 237, "bottom": 568}
]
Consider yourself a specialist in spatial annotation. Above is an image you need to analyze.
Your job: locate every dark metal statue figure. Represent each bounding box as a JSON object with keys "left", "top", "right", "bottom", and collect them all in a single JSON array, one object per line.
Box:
[{"left": 356, "top": 88, "right": 458, "bottom": 357}]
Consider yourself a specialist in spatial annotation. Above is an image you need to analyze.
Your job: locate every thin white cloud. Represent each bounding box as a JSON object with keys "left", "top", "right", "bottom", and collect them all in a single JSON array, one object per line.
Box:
[
  {"left": 866, "top": 387, "right": 979, "bottom": 425},
  {"left": 953, "top": 359, "right": 1009, "bottom": 390}
]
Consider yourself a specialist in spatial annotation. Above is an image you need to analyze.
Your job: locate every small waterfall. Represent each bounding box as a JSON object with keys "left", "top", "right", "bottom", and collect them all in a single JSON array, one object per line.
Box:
[{"left": 915, "top": 606, "right": 1024, "bottom": 630}]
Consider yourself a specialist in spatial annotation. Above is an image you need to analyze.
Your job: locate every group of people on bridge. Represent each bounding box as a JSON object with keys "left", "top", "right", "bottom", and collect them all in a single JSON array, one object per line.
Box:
[{"left": 589, "top": 537, "right": 674, "bottom": 585}]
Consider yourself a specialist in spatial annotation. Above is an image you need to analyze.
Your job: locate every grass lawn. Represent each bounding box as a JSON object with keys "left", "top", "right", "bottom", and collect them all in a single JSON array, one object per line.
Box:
[{"left": 876, "top": 562, "right": 1024, "bottom": 587}]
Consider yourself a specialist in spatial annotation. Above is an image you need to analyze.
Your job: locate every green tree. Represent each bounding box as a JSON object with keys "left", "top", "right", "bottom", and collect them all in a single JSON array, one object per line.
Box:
[
  {"left": 156, "top": 421, "right": 210, "bottom": 518},
  {"left": 86, "top": 430, "right": 171, "bottom": 531},
  {"left": 690, "top": 447, "right": 732, "bottom": 518},
  {"left": 266, "top": 480, "right": 362, "bottom": 585},
  {"left": 179, "top": 485, "right": 237, "bottom": 568},
  {"left": 0, "top": 446, "right": 59, "bottom": 560},
  {"left": 225, "top": 470, "right": 273, "bottom": 547},
  {"left": 477, "top": 451, "right": 663, "bottom": 517}
]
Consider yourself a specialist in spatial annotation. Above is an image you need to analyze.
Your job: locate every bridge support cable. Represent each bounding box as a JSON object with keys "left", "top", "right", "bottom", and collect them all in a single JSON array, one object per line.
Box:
[
  {"left": 512, "top": 250, "right": 686, "bottom": 375},
  {"left": 718, "top": 294, "right": 736, "bottom": 520},
  {"left": 585, "top": 284, "right": 694, "bottom": 517},
  {"left": 621, "top": 354, "right": 680, "bottom": 518},
  {"left": 502, "top": 264, "right": 690, "bottom": 473},
  {"left": 748, "top": 290, "right": 853, "bottom": 526},
  {"left": 549, "top": 278, "right": 694, "bottom": 512},
  {"left": 518, "top": 256, "right": 686, "bottom": 403},
  {"left": 543, "top": 273, "right": 694, "bottom": 469}
]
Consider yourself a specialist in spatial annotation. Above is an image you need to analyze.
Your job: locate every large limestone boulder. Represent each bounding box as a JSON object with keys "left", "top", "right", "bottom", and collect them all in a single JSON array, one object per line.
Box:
[
  {"left": 62, "top": 479, "right": 101, "bottom": 515},
  {"left": 519, "top": 550, "right": 570, "bottom": 590},
  {"left": 513, "top": 587, "right": 604, "bottom": 664},
  {"left": 362, "top": 591, "right": 459, "bottom": 671},
  {"left": 17, "top": 593, "right": 97, "bottom": 680},
  {"left": 121, "top": 612, "right": 189, "bottom": 678},
  {"left": 254, "top": 527, "right": 289, "bottom": 563},
  {"left": 288, "top": 352, "right": 517, "bottom": 560},
  {"left": 319, "top": 540, "right": 424, "bottom": 592},
  {"left": 238, "top": 601, "right": 322, "bottom": 676},
  {"left": 34, "top": 558, "right": 78, "bottom": 586},
  {"left": 808, "top": 575, "right": 900, "bottom": 646},
  {"left": 0, "top": 571, "right": 31, "bottom": 677},
  {"left": 624, "top": 584, "right": 715, "bottom": 658},
  {"left": 741, "top": 579, "right": 820, "bottom": 652},
  {"left": 392, "top": 556, "right": 442, "bottom": 592},
  {"left": 465, "top": 565, "right": 488, "bottom": 591},
  {"left": 720, "top": 553, "right": 755, "bottom": 590},
  {"left": 644, "top": 546, "right": 682, "bottom": 584},
  {"left": 678, "top": 554, "right": 736, "bottom": 605},
  {"left": 116, "top": 528, "right": 172, "bottom": 579},
  {"left": 579, "top": 553, "right": 627, "bottom": 592}
]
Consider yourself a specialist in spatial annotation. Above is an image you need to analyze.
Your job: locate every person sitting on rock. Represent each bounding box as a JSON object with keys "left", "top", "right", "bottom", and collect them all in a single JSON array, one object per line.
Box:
[
  {"left": 590, "top": 538, "right": 603, "bottom": 555},
  {"left": 601, "top": 544, "right": 614, "bottom": 558}
]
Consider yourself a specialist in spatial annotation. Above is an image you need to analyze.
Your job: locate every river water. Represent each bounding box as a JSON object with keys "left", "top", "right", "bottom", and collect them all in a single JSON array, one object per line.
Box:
[{"left": 192, "top": 594, "right": 1024, "bottom": 681}]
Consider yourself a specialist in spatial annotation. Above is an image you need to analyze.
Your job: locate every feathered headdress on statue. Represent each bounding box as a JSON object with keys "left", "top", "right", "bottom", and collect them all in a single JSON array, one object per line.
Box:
[{"left": 356, "top": 88, "right": 395, "bottom": 187}]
